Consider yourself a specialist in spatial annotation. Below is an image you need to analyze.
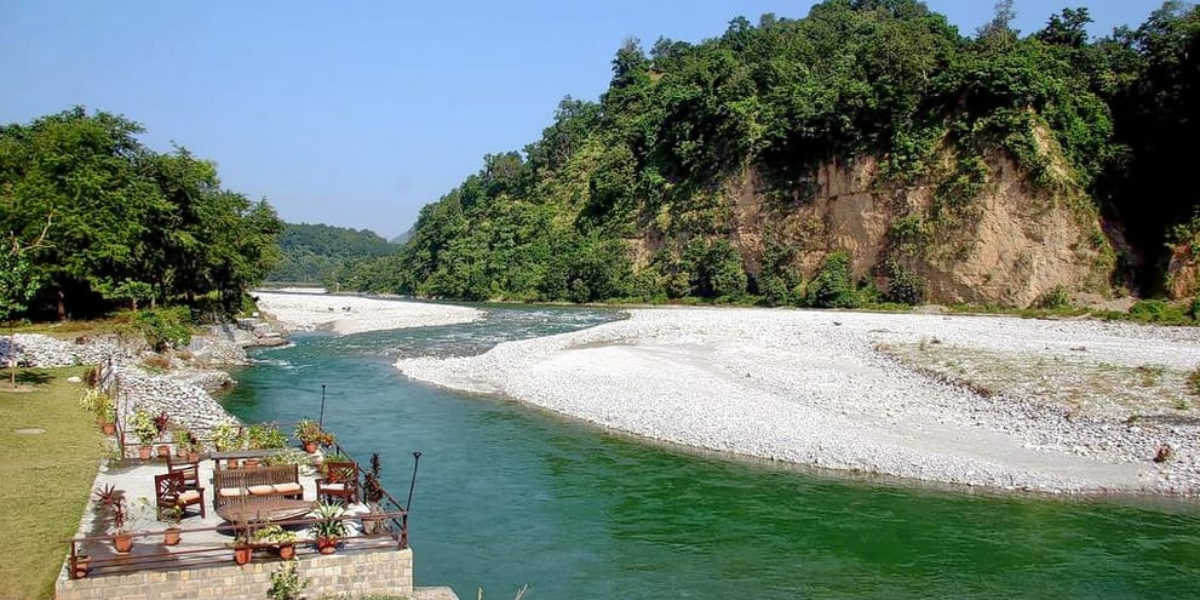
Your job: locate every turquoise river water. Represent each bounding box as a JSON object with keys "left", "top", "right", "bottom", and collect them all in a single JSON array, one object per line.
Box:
[{"left": 222, "top": 304, "right": 1200, "bottom": 600}]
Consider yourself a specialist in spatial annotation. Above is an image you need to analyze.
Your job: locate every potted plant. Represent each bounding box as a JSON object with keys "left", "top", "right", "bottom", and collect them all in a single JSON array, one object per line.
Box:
[
  {"left": 232, "top": 522, "right": 254, "bottom": 565},
  {"left": 254, "top": 525, "right": 300, "bottom": 560},
  {"left": 94, "top": 484, "right": 133, "bottom": 553},
  {"left": 294, "top": 419, "right": 319, "bottom": 453},
  {"left": 71, "top": 553, "right": 90, "bottom": 579},
  {"left": 163, "top": 504, "right": 183, "bottom": 546},
  {"left": 212, "top": 422, "right": 245, "bottom": 466},
  {"left": 101, "top": 400, "right": 117, "bottom": 435},
  {"left": 187, "top": 433, "right": 204, "bottom": 462},
  {"left": 154, "top": 412, "right": 171, "bottom": 457},
  {"left": 175, "top": 428, "right": 203, "bottom": 462},
  {"left": 79, "top": 388, "right": 116, "bottom": 434},
  {"left": 361, "top": 453, "right": 386, "bottom": 535},
  {"left": 172, "top": 427, "right": 191, "bottom": 458},
  {"left": 310, "top": 502, "right": 346, "bottom": 554},
  {"left": 249, "top": 423, "right": 289, "bottom": 450},
  {"left": 131, "top": 408, "right": 158, "bottom": 460}
]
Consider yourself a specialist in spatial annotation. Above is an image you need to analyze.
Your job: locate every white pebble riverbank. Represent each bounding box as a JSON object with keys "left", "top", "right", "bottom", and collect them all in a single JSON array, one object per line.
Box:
[
  {"left": 396, "top": 307, "right": 1200, "bottom": 496},
  {"left": 254, "top": 291, "right": 482, "bottom": 335}
]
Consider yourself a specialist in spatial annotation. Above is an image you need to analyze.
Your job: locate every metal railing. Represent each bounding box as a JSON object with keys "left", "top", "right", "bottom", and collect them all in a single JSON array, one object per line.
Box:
[{"left": 66, "top": 509, "right": 408, "bottom": 580}]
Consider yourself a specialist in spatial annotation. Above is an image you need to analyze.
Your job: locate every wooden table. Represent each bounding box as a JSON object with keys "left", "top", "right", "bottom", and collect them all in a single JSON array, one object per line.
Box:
[{"left": 216, "top": 498, "right": 314, "bottom": 524}]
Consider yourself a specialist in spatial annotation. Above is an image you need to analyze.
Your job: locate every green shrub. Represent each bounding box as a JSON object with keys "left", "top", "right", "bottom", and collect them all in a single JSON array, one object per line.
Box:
[
  {"left": 1032, "top": 285, "right": 1071, "bottom": 310},
  {"left": 267, "top": 559, "right": 309, "bottom": 600},
  {"left": 1127, "top": 300, "right": 1187, "bottom": 324},
  {"left": 879, "top": 259, "right": 927, "bottom": 305},
  {"left": 133, "top": 307, "right": 194, "bottom": 352},
  {"left": 247, "top": 423, "right": 288, "bottom": 450},
  {"left": 806, "top": 251, "right": 859, "bottom": 309},
  {"left": 757, "top": 275, "right": 792, "bottom": 306}
]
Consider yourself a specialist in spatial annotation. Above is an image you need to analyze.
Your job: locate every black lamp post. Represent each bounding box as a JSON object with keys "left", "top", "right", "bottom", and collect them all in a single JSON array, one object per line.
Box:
[
  {"left": 406, "top": 451, "right": 422, "bottom": 512},
  {"left": 318, "top": 384, "right": 327, "bottom": 428}
]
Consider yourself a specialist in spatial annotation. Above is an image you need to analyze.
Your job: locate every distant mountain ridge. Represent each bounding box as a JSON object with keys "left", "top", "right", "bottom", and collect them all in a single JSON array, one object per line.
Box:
[{"left": 266, "top": 222, "right": 398, "bottom": 284}]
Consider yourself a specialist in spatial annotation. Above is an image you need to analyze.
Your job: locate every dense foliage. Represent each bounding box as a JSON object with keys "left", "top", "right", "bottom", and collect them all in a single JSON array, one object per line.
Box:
[
  {"left": 0, "top": 107, "right": 284, "bottom": 320},
  {"left": 330, "top": 1, "right": 1198, "bottom": 305},
  {"left": 267, "top": 222, "right": 396, "bottom": 286},
  {"left": 1094, "top": 2, "right": 1200, "bottom": 290}
]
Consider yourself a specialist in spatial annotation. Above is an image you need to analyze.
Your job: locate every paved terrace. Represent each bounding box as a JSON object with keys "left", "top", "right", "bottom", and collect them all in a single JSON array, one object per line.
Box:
[{"left": 59, "top": 450, "right": 457, "bottom": 599}]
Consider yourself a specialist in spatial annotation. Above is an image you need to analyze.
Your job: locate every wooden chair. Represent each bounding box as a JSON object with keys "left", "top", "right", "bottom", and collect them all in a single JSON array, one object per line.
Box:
[
  {"left": 166, "top": 454, "right": 200, "bottom": 490},
  {"left": 316, "top": 462, "right": 359, "bottom": 504},
  {"left": 155, "top": 471, "right": 206, "bottom": 520}
]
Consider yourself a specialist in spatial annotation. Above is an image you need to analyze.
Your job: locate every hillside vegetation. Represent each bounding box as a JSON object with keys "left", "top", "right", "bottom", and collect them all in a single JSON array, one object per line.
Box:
[
  {"left": 0, "top": 108, "right": 283, "bottom": 321},
  {"left": 267, "top": 222, "right": 396, "bottom": 286},
  {"left": 336, "top": 1, "right": 1200, "bottom": 309}
]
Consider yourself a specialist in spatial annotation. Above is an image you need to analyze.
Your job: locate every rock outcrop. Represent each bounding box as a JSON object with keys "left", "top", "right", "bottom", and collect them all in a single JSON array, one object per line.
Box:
[{"left": 709, "top": 153, "right": 1114, "bottom": 308}]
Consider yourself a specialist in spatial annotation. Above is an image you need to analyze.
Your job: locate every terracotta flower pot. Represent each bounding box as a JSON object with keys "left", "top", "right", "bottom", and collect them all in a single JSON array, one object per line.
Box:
[
  {"left": 233, "top": 546, "right": 253, "bottom": 565},
  {"left": 303, "top": 441, "right": 317, "bottom": 454},
  {"left": 244, "top": 459, "right": 260, "bottom": 469},
  {"left": 71, "top": 555, "right": 91, "bottom": 579},
  {"left": 113, "top": 533, "right": 133, "bottom": 554},
  {"left": 156, "top": 445, "right": 171, "bottom": 458},
  {"left": 187, "top": 451, "right": 202, "bottom": 463},
  {"left": 164, "top": 527, "right": 181, "bottom": 546},
  {"left": 361, "top": 514, "right": 385, "bottom": 536},
  {"left": 316, "top": 537, "right": 338, "bottom": 555},
  {"left": 278, "top": 543, "right": 295, "bottom": 560},
  {"left": 138, "top": 446, "right": 152, "bottom": 460},
  {"left": 101, "top": 422, "right": 116, "bottom": 436},
  {"left": 175, "top": 446, "right": 187, "bottom": 458}
]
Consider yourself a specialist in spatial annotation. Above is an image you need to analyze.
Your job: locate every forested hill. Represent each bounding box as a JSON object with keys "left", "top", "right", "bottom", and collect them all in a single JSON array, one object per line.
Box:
[
  {"left": 334, "top": 0, "right": 1200, "bottom": 309},
  {"left": 266, "top": 223, "right": 397, "bottom": 285}
]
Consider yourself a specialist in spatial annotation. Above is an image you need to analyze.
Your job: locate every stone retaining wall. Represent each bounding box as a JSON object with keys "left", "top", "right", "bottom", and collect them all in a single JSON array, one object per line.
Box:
[
  {"left": 95, "top": 357, "right": 239, "bottom": 444},
  {"left": 56, "top": 548, "right": 414, "bottom": 600}
]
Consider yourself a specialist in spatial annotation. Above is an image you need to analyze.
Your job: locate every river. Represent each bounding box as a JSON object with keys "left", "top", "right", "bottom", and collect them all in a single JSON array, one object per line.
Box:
[{"left": 222, "top": 305, "right": 1200, "bottom": 599}]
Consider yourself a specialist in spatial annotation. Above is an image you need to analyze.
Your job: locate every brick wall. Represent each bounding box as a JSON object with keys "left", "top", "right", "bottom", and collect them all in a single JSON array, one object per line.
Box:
[{"left": 56, "top": 548, "right": 413, "bottom": 600}]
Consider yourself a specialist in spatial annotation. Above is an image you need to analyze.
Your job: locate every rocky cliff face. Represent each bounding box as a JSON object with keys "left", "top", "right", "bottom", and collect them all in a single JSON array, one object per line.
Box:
[
  {"left": 709, "top": 151, "right": 1114, "bottom": 307},
  {"left": 1166, "top": 242, "right": 1199, "bottom": 300}
]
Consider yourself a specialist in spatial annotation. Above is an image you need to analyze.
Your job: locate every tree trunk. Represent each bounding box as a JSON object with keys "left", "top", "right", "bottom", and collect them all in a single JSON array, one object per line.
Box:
[{"left": 56, "top": 290, "right": 66, "bottom": 321}]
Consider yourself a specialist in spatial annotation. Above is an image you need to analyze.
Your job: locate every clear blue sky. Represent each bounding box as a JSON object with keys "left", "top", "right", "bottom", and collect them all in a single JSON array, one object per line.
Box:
[{"left": 0, "top": 0, "right": 1161, "bottom": 238}]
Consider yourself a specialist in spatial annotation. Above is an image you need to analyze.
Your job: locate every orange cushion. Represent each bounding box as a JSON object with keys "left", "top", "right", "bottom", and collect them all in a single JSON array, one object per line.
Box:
[
  {"left": 320, "top": 483, "right": 346, "bottom": 492},
  {"left": 219, "top": 488, "right": 247, "bottom": 498},
  {"left": 247, "top": 485, "right": 276, "bottom": 496},
  {"left": 179, "top": 490, "right": 201, "bottom": 503},
  {"left": 272, "top": 483, "right": 303, "bottom": 495}
]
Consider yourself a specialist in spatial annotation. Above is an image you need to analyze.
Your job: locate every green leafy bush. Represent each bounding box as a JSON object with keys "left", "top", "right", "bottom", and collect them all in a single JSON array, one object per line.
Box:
[
  {"left": 879, "top": 260, "right": 927, "bottom": 306},
  {"left": 133, "top": 307, "right": 194, "bottom": 352},
  {"left": 131, "top": 409, "right": 158, "bottom": 446},
  {"left": 1127, "top": 300, "right": 1187, "bottom": 324},
  {"left": 1032, "top": 285, "right": 1071, "bottom": 310},
  {"left": 267, "top": 559, "right": 308, "bottom": 600},
  {"left": 247, "top": 423, "right": 288, "bottom": 450},
  {"left": 806, "top": 251, "right": 859, "bottom": 309}
]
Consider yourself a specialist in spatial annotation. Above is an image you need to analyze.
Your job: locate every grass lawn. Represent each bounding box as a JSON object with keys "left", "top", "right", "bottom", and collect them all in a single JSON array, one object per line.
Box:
[
  {"left": 0, "top": 367, "right": 106, "bottom": 600},
  {"left": 9, "top": 318, "right": 127, "bottom": 341}
]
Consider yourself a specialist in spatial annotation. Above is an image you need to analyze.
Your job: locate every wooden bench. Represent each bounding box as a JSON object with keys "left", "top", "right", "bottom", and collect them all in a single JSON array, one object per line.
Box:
[{"left": 213, "top": 464, "right": 303, "bottom": 512}]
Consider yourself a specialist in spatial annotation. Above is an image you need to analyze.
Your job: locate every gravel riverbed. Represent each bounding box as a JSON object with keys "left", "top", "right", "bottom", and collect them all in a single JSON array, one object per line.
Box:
[
  {"left": 396, "top": 307, "right": 1200, "bottom": 496},
  {"left": 254, "top": 291, "right": 482, "bottom": 335}
]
